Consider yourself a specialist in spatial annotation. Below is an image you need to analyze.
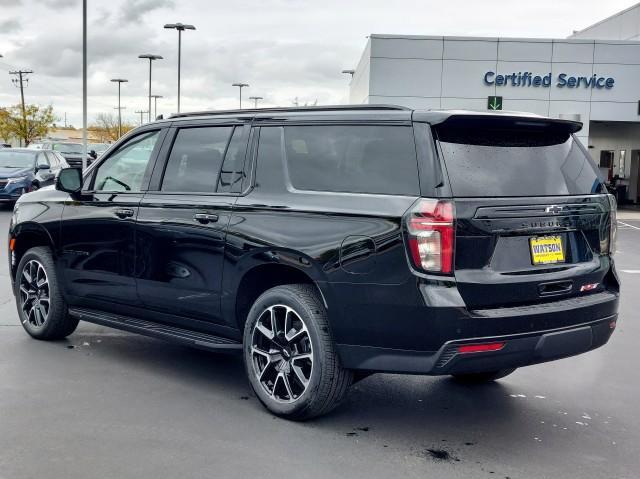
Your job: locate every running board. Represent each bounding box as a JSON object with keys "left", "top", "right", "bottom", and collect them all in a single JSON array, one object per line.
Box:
[{"left": 69, "top": 307, "right": 242, "bottom": 352}]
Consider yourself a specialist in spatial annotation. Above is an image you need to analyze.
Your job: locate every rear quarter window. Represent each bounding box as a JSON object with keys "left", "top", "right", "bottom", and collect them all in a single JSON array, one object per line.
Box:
[
  {"left": 283, "top": 125, "right": 419, "bottom": 196},
  {"left": 434, "top": 120, "right": 606, "bottom": 197}
]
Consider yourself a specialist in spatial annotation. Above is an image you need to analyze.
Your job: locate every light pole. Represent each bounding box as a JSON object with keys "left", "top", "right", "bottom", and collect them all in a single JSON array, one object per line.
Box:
[
  {"left": 111, "top": 78, "right": 128, "bottom": 137},
  {"left": 164, "top": 23, "right": 195, "bottom": 114},
  {"left": 249, "top": 96, "right": 263, "bottom": 108},
  {"left": 341, "top": 69, "right": 355, "bottom": 79},
  {"left": 151, "top": 94, "right": 163, "bottom": 119},
  {"left": 232, "top": 82, "right": 249, "bottom": 109},
  {"left": 138, "top": 54, "right": 163, "bottom": 122}
]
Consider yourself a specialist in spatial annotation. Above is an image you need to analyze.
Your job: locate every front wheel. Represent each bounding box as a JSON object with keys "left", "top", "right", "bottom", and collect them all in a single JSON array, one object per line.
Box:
[
  {"left": 451, "top": 368, "right": 517, "bottom": 384},
  {"left": 14, "top": 247, "right": 78, "bottom": 340},
  {"left": 243, "top": 284, "right": 353, "bottom": 420}
]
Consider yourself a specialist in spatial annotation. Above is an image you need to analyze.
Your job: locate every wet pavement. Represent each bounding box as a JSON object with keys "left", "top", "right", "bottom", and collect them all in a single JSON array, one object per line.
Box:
[{"left": 0, "top": 207, "right": 638, "bottom": 479}]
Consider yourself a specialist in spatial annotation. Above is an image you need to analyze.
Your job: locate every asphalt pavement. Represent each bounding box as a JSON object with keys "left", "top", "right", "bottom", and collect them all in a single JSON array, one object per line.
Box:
[{"left": 0, "top": 206, "right": 639, "bottom": 479}]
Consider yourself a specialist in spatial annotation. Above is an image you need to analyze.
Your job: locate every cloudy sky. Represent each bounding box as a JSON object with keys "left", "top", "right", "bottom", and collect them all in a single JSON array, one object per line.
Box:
[{"left": 0, "top": 0, "right": 636, "bottom": 126}]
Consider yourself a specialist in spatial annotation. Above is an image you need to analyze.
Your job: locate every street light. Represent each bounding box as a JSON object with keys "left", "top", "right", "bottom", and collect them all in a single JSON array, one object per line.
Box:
[
  {"left": 110, "top": 78, "right": 128, "bottom": 137},
  {"left": 138, "top": 54, "right": 163, "bottom": 122},
  {"left": 232, "top": 82, "right": 249, "bottom": 109},
  {"left": 164, "top": 22, "right": 195, "bottom": 114},
  {"left": 249, "top": 96, "right": 263, "bottom": 108},
  {"left": 151, "top": 94, "right": 163, "bottom": 119},
  {"left": 341, "top": 69, "right": 355, "bottom": 78}
]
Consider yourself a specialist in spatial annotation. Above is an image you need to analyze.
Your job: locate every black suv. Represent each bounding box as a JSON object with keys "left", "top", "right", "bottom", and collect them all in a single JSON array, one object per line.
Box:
[{"left": 9, "top": 105, "right": 619, "bottom": 420}]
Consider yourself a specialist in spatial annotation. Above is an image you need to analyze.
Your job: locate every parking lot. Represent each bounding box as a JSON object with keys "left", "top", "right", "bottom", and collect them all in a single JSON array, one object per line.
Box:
[{"left": 0, "top": 206, "right": 638, "bottom": 479}]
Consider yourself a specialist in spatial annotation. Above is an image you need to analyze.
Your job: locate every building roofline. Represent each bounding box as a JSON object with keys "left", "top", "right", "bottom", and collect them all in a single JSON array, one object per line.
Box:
[
  {"left": 368, "top": 33, "right": 640, "bottom": 45},
  {"left": 569, "top": 2, "right": 640, "bottom": 37}
]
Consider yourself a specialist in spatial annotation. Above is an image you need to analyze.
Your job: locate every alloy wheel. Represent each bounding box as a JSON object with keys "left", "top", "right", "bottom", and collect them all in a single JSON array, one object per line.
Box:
[
  {"left": 250, "top": 305, "right": 314, "bottom": 403},
  {"left": 19, "top": 260, "right": 50, "bottom": 328}
]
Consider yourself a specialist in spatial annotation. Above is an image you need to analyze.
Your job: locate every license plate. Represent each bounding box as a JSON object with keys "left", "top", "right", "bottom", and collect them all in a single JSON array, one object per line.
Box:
[{"left": 530, "top": 235, "right": 564, "bottom": 265}]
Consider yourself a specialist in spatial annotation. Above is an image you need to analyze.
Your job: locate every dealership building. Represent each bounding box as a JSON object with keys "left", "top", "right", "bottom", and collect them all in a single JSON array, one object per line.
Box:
[{"left": 349, "top": 4, "right": 640, "bottom": 203}]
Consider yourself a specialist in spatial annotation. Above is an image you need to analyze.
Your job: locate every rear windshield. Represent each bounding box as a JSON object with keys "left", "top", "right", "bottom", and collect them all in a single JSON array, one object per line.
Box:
[{"left": 434, "top": 120, "right": 606, "bottom": 197}]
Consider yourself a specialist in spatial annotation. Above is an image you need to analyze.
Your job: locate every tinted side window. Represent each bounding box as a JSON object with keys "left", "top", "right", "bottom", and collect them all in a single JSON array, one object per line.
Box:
[
  {"left": 161, "top": 126, "right": 232, "bottom": 193},
  {"left": 217, "top": 126, "right": 248, "bottom": 193},
  {"left": 283, "top": 125, "right": 419, "bottom": 195},
  {"left": 93, "top": 130, "right": 160, "bottom": 192}
]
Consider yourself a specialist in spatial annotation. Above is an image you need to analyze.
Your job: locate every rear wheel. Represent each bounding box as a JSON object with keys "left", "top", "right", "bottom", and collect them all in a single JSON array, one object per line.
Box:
[
  {"left": 15, "top": 247, "right": 78, "bottom": 340},
  {"left": 451, "top": 368, "right": 516, "bottom": 384},
  {"left": 243, "top": 284, "right": 353, "bottom": 420}
]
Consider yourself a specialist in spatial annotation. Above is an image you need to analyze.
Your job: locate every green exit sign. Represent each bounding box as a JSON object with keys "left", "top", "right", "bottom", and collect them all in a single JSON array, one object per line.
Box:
[{"left": 488, "top": 96, "right": 503, "bottom": 110}]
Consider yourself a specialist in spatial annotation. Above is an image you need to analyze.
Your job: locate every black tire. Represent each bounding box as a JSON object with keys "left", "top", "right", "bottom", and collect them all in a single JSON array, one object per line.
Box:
[
  {"left": 243, "top": 284, "right": 353, "bottom": 420},
  {"left": 451, "top": 368, "right": 517, "bottom": 384},
  {"left": 14, "top": 246, "right": 78, "bottom": 340}
]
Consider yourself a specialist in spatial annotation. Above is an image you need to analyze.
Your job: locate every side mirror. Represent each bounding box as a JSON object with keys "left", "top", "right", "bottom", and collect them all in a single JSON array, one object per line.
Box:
[
  {"left": 36, "top": 164, "right": 50, "bottom": 171},
  {"left": 89, "top": 150, "right": 97, "bottom": 159},
  {"left": 55, "top": 168, "right": 83, "bottom": 194}
]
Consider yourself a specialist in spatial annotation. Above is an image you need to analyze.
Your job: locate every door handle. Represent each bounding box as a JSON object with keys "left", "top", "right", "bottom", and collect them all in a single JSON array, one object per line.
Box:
[
  {"left": 193, "top": 213, "right": 219, "bottom": 224},
  {"left": 114, "top": 208, "right": 135, "bottom": 219}
]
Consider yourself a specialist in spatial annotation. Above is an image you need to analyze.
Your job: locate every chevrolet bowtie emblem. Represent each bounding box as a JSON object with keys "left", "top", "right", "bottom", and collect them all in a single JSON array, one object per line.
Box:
[{"left": 545, "top": 205, "right": 564, "bottom": 214}]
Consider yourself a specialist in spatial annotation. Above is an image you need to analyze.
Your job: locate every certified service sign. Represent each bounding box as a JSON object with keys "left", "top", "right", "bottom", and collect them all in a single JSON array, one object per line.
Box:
[{"left": 484, "top": 71, "right": 615, "bottom": 89}]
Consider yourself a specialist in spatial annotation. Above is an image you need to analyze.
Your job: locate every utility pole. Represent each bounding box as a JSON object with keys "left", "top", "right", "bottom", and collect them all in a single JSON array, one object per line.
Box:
[
  {"left": 9, "top": 69, "right": 33, "bottom": 147},
  {"left": 164, "top": 23, "right": 196, "bottom": 114},
  {"left": 64, "top": 112, "right": 67, "bottom": 128},
  {"left": 111, "top": 78, "right": 128, "bottom": 137},
  {"left": 135, "top": 110, "right": 148, "bottom": 125},
  {"left": 249, "top": 96, "right": 263, "bottom": 108},
  {"left": 232, "top": 82, "right": 249, "bottom": 109},
  {"left": 151, "top": 94, "right": 163, "bottom": 119}
]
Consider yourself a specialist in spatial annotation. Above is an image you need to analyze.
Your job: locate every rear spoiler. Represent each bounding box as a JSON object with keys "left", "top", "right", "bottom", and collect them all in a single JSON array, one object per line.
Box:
[{"left": 414, "top": 111, "right": 583, "bottom": 134}]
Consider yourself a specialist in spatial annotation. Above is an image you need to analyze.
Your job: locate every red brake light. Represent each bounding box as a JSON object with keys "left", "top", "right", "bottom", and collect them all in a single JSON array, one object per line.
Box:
[
  {"left": 458, "top": 342, "right": 505, "bottom": 354},
  {"left": 406, "top": 199, "right": 455, "bottom": 274}
]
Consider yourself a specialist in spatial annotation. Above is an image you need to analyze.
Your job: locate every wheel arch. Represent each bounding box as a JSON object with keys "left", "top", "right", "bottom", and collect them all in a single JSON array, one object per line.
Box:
[
  {"left": 10, "top": 222, "right": 56, "bottom": 280},
  {"left": 230, "top": 259, "right": 330, "bottom": 332}
]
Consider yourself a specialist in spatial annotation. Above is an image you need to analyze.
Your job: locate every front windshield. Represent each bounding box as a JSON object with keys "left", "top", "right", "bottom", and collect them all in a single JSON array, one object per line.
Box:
[
  {"left": 0, "top": 151, "right": 36, "bottom": 168},
  {"left": 53, "top": 143, "right": 84, "bottom": 154}
]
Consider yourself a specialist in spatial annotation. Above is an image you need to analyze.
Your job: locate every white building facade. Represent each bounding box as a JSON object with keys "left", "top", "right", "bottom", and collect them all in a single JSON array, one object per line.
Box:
[{"left": 349, "top": 10, "right": 640, "bottom": 203}]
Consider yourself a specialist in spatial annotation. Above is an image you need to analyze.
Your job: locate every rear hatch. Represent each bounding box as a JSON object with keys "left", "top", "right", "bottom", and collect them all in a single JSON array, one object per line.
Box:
[{"left": 433, "top": 115, "right": 615, "bottom": 310}]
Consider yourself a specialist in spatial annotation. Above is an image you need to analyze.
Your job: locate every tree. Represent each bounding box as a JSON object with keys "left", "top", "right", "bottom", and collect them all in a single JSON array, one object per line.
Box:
[
  {"left": 2, "top": 104, "right": 56, "bottom": 146},
  {"left": 0, "top": 108, "right": 13, "bottom": 144},
  {"left": 90, "top": 113, "right": 134, "bottom": 142}
]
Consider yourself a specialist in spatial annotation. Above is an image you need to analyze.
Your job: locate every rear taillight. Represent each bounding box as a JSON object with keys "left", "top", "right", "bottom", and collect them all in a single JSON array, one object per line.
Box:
[
  {"left": 607, "top": 194, "right": 617, "bottom": 255},
  {"left": 405, "top": 199, "right": 455, "bottom": 274}
]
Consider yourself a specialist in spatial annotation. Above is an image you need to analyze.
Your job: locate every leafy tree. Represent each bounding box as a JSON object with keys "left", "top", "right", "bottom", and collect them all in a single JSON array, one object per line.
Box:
[
  {"left": 3, "top": 104, "right": 56, "bottom": 146},
  {"left": 0, "top": 108, "right": 13, "bottom": 144},
  {"left": 90, "top": 113, "right": 134, "bottom": 142}
]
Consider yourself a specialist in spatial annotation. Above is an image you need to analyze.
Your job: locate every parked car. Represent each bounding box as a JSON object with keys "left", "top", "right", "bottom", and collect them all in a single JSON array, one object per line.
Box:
[
  {"left": 8, "top": 105, "right": 619, "bottom": 420},
  {"left": 0, "top": 148, "right": 67, "bottom": 204},
  {"left": 39, "top": 141, "right": 97, "bottom": 169},
  {"left": 90, "top": 143, "right": 111, "bottom": 158}
]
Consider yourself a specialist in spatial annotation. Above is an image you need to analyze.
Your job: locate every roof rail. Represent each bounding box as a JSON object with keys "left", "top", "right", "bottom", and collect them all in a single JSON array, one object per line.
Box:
[{"left": 168, "top": 104, "right": 410, "bottom": 119}]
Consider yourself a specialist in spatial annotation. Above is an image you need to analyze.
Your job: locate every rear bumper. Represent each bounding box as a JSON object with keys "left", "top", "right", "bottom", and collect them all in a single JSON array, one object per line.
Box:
[{"left": 337, "top": 314, "right": 617, "bottom": 375}]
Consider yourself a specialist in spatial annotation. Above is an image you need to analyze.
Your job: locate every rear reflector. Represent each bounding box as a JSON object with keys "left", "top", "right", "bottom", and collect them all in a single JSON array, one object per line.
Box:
[
  {"left": 458, "top": 342, "right": 506, "bottom": 354},
  {"left": 9, "top": 238, "right": 15, "bottom": 251}
]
